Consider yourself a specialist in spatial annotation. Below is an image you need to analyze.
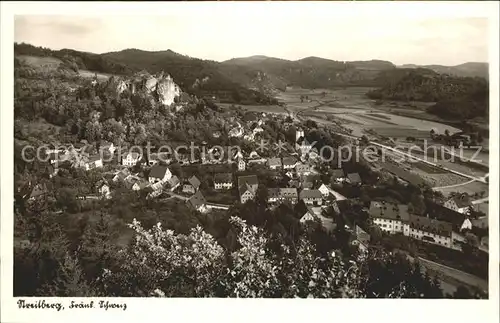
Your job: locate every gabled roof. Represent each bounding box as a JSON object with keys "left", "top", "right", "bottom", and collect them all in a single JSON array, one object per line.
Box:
[
  {"left": 299, "top": 189, "right": 323, "bottom": 199},
  {"left": 355, "top": 225, "right": 371, "bottom": 245},
  {"left": 214, "top": 173, "right": 232, "bottom": 183},
  {"left": 268, "top": 188, "right": 298, "bottom": 199},
  {"left": 238, "top": 175, "right": 258, "bottom": 189},
  {"left": 149, "top": 166, "right": 170, "bottom": 179},
  {"left": 282, "top": 156, "right": 297, "bottom": 166},
  {"left": 295, "top": 163, "right": 310, "bottom": 172},
  {"left": 409, "top": 215, "right": 453, "bottom": 237},
  {"left": 347, "top": 173, "right": 362, "bottom": 184},
  {"left": 188, "top": 190, "right": 207, "bottom": 210},
  {"left": 125, "top": 152, "right": 141, "bottom": 159},
  {"left": 188, "top": 175, "right": 201, "bottom": 189},
  {"left": 168, "top": 175, "right": 180, "bottom": 187},
  {"left": 88, "top": 154, "right": 102, "bottom": 162},
  {"left": 425, "top": 201, "right": 468, "bottom": 231},
  {"left": 369, "top": 201, "right": 410, "bottom": 222},
  {"left": 331, "top": 169, "right": 346, "bottom": 179},
  {"left": 267, "top": 158, "right": 282, "bottom": 167}
]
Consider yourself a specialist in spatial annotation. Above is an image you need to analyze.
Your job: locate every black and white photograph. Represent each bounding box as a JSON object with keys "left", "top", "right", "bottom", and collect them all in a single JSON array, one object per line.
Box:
[{"left": 1, "top": 1, "right": 499, "bottom": 322}]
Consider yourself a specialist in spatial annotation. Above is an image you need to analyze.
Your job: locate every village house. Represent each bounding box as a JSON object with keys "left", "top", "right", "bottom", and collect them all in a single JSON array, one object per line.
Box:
[
  {"left": 295, "top": 163, "right": 311, "bottom": 176},
  {"left": 183, "top": 175, "right": 201, "bottom": 194},
  {"left": 267, "top": 188, "right": 298, "bottom": 204},
  {"left": 84, "top": 155, "right": 103, "bottom": 171},
  {"left": 331, "top": 169, "right": 346, "bottom": 183},
  {"left": 238, "top": 175, "right": 259, "bottom": 204},
  {"left": 237, "top": 157, "right": 246, "bottom": 171},
  {"left": 425, "top": 202, "right": 473, "bottom": 249},
  {"left": 299, "top": 205, "right": 317, "bottom": 224},
  {"left": 148, "top": 165, "right": 172, "bottom": 184},
  {"left": 96, "top": 180, "right": 111, "bottom": 199},
  {"left": 296, "top": 138, "right": 314, "bottom": 155},
  {"left": 228, "top": 124, "right": 244, "bottom": 138},
  {"left": 187, "top": 191, "right": 208, "bottom": 213},
  {"left": 122, "top": 152, "right": 142, "bottom": 167},
  {"left": 248, "top": 150, "right": 261, "bottom": 159},
  {"left": 369, "top": 201, "right": 410, "bottom": 235},
  {"left": 318, "top": 184, "right": 330, "bottom": 197},
  {"left": 370, "top": 201, "right": 458, "bottom": 249},
  {"left": 300, "top": 174, "right": 316, "bottom": 190},
  {"left": 166, "top": 175, "right": 180, "bottom": 192},
  {"left": 408, "top": 215, "right": 453, "bottom": 248},
  {"left": 214, "top": 173, "right": 233, "bottom": 190},
  {"left": 444, "top": 194, "right": 473, "bottom": 214},
  {"left": 267, "top": 158, "right": 282, "bottom": 170},
  {"left": 125, "top": 178, "right": 149, "bottom": 191},
  {"left": 282, "top": 156, "right": 298, "bottom": 170},
  {"left": 299, "top": 189, "right": 323, "bottom": 206},
  {"left": 346, "top": 172, "right": 362, "bottom": 185}
]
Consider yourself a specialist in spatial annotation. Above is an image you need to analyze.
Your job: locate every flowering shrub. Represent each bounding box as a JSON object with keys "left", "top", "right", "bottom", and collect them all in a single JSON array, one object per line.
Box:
[{"left": 101, "top": 217, "right": 440, "bottom": 298}]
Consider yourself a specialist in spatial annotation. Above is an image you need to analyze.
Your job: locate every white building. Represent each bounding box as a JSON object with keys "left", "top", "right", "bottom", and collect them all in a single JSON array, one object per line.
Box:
[
  {"left": 84, "top": 155, "right": 103, "bottom": 171},
  {"left": 299, "top": 189, "right": 323, "bottom": 206},
  {"left": 444, "top": 194, "right": 472, "bottom": 214},
  {"left": 369, "top": 201, "right": 410, "bottom": 235},
  {"left": 122, "top": 152, "right": 142, "bottom": 167},
  {"left": 267, "top": 188, "right": 298, "bottom": 204},
  {"left": 214, "top": 173, "right": 233, "bottom": 190},
  {"left": 370, "top": 201, "right": 455, "bottom": 249},
  {"left": 300, "top": 206, "right": 317, "bottom": 224},
  {"left": 238, "top": 175, "right": 259, "bottom": 204},
  {"left": 318, "top": 184, "right": 330, "bottom": 197},
  {"left": 237, "top": 158, "right": 246, "bottom": 171}
]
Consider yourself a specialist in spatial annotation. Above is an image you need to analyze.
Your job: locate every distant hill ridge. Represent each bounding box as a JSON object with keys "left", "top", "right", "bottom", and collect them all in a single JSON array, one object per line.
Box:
[
  {"left": 399, "top": 62, "right": 488, "bottom": 79},
  {"left": 14, "top": 43, "right": 488, "bottom": 103}
]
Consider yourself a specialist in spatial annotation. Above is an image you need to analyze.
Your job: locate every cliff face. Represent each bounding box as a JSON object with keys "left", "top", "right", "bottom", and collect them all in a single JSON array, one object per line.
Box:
[{"left": 113, "top": 72, "right": 181, "bottom": 106}]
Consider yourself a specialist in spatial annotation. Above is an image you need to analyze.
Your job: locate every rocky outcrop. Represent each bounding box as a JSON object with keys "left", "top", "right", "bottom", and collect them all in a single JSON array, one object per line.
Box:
[{"left": 112, "top": 72, "right": 181, "bottom": 106}]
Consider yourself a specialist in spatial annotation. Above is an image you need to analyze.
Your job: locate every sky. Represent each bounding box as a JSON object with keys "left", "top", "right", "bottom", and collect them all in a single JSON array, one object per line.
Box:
[{"left": 14, "top": 9, "right": 490, "bottom": 66}]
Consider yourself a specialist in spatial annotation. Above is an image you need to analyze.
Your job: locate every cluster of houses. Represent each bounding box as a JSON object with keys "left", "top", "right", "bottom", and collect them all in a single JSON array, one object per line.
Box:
[{"left": 368, "top": 193, "right": 487, "bottom": 251}]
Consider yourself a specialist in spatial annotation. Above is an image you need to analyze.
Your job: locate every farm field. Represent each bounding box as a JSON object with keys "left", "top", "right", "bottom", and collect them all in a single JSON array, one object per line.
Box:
[
  {"left": 79, "top": 69, "right": 112, "bottom": 80},
  {"left": 434, "top": 180, "right": 488, "bottom": 197},
  {"left": 279, "top": 86, "right": 461, "bottom": 140},
  {"left": 17, "top": 55, "right": 63, "bottom": 68}
]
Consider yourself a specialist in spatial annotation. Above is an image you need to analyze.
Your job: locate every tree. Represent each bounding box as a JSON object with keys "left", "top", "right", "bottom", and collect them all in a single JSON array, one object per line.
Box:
[{"left": 409, "top": 192, "right": 425, "bottom": 215}]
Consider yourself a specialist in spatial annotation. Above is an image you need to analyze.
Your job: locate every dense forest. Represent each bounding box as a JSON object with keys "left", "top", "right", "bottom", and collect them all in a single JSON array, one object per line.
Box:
[
  {"left": 14, "top": 43, "right": 277, "bottom": 105},
  {"left": 366, "top": 68, "right": 489, "bottom": 120}
]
